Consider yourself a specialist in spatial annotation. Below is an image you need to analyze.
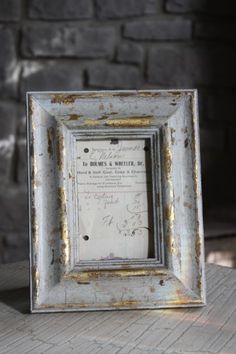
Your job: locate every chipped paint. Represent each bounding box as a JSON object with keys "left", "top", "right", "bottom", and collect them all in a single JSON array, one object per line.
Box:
[
  {"left": 64, "top": 268, "right": 168, "bottom": 282},
  {"left": 165, "top": 203, "right": 176, "bottom": 256},
  {"left": 47, "top": 127, "right": 55, "bottom": 159},
  {"left": 197, "top": 272, "right": 202, "bottom": 291},
  {"left": 38, "top": 297, "right": 203, "bottom": 311},
  {"left": 184, "top": 201, "right": 192, "bottom": 209},
  {"left": 163, "top": 145, "right": 172, "bottom": 177},
  {"left": 31, "top": 207, "right": 39, "bottom": 249},
  {"left": 56, "top": 131, "right": 64, "bottom": 171},
  {"left": 165, "top": 204, "right": 175, "bottom": 223},
  {"left": 40, "top": 303, "right": 91, "bottom": 309},
  {"left": 106, "top": 117, "right": 153, "bottom": 127},
  {"left": 28, "top": 95, "right": 35, "bottom": 117},
  {"left": 138, "top": 91, "right": 161, "bottom": 97},
  {"left": 195, "top": 233, "right": 201, "bottom": 262},
  {"left": 150, "top": 286, "right": 156, "bottom": 293},
  {"left": 83, "top": 119, "right": 100, "bottom": 126},
  {"left": 51, "top": 94, "right": 78, "bottom": 104},
  {"left": 32, "top": 265, "right": 40, "bottom": 304},
  {"left": 111, "top": 300, "right": 141, "bottom": 307},
  {"left": 168, "top": 91, "right": 182, "bottom": 96},
  {"left": 68, "top": 114, "right": 81, "bottom": 121},
  {"left": 111, "top": 92, "right": 135, "bottom": 97},
  {"left": 162, "top": 130, "right": 176, "bottom": 259},
  {"left": 170, "top": 128, "right": 176, "bottom": 145},
  {"left": 106, "top": 116, "right": 154, "bottom": 127},
  {"left": 57, "top": 187, "right": 69, "bottom": 266},
  {"left": 33, "top": 179, "right": 41, "bottom": 188},
  {"left": 97, "top": 115, "right": 109, "bottom": 120}
]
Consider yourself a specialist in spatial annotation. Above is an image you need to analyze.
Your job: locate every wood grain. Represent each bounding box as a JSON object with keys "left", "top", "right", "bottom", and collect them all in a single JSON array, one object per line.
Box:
[{"left": 0, "top": 262, "right": 235, "bottom": 353}]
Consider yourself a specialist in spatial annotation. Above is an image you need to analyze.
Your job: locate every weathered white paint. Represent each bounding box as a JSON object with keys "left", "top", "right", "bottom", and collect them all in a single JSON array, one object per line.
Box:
[{"left": 27, "top": 90, "right": 205, "bottom": 312}]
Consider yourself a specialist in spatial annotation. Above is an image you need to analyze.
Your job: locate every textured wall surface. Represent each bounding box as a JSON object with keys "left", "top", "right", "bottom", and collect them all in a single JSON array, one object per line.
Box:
[{"left": 0, "top": 0, "right": 236, "bottom": 263}]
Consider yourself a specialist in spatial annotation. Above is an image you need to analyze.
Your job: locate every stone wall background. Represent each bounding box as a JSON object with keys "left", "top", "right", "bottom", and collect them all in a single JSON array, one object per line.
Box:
[{"left": 0, "top": 0, "right": 236, "bottom": 263}]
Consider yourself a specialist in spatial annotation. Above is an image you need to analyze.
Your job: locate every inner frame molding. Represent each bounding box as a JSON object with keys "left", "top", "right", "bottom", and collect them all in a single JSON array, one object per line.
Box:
[
  {"left": 68, "top": 128, "right": 164, "bottom": 269},
  {"left": 27, "top": 89, "right": 206, "bottom": 312}
]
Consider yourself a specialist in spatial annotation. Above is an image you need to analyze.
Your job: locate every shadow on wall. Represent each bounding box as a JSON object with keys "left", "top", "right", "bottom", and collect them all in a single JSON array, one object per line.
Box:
[{"left": 180, "top": 1, "right": 236, "bottom": 214}]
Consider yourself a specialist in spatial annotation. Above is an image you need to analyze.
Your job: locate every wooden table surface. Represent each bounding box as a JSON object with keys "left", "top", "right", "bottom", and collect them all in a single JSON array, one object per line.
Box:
[{"left": 0, "top": 262, "right": 236, "bottom": 354}]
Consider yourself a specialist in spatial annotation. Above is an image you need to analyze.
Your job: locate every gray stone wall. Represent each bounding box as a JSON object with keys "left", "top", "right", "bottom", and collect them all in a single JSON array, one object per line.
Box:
[{"left": 0, "top": 0, "right": 236, "bottom": 263}]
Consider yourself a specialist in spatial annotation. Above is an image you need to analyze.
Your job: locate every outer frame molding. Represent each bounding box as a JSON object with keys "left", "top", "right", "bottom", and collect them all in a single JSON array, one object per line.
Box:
[{"left": 27, "top": 89, "right": 206, "bottom": 312}]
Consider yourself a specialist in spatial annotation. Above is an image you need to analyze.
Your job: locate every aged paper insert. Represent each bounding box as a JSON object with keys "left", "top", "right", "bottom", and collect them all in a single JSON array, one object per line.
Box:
[{"left": 76, "top": 138, "right": 153, "bottom": 261}]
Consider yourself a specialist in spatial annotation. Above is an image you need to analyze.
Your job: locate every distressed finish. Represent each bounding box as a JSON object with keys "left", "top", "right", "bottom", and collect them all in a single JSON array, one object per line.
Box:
[
  {"left": 27, "top": 90, "right": 205, "bottom": 312},
  {"left": 1, "top": 262, "right": 235, "bottom": 353}
]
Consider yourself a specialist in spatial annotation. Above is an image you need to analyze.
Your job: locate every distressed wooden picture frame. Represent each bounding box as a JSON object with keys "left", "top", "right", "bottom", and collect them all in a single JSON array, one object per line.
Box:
[{"left": 27, "top": 90, "right": 205, "bottom": 312}]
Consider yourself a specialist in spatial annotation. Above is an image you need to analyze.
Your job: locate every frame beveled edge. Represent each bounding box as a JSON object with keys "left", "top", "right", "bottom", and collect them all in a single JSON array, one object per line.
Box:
[{"left": 27, "top": 89, "right": 206, "bottom": 312}]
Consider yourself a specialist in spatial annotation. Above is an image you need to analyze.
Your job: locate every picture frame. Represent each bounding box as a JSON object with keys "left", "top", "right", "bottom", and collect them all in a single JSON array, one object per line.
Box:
[{"left": 27, "top": 89, "right": 205, "bottom": 312}]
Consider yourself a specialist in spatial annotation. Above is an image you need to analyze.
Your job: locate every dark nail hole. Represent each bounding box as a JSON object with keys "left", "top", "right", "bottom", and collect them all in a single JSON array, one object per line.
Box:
[
  {"left": 144, "top": 146, "right": 149, "bottom": 151},
  {"left": 83, "top": 235, "right": 89, "bottom": 241},
  {"left": 84, "top": 148, "right": 89, "bottom": 153},
  {"left": 110, "top": 138, "right": 119, "bottom": 144}
]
